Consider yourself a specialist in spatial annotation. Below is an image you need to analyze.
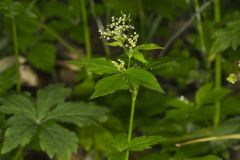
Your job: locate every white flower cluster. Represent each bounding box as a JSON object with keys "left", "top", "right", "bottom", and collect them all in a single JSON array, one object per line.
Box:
[
  {"left": 112, "top": 59, "right": 126, "bottom": 72},
  {"left": 226, "top": 60, "right": 240, "bottom": 84},
  {"left": 99, "top": 12, "right": 139, "bottom": 51}
]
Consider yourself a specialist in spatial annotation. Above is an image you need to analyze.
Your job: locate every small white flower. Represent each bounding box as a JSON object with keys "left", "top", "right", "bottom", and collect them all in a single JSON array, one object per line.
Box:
[
  {"left": 98, "top": 12, "right": 139, "bottom": 51},
  {"left": 112, "top": 59, "right": 126, "bottom": 72}
]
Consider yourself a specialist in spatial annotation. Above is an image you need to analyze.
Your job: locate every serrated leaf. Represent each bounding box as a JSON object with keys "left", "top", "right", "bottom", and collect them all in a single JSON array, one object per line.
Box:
[
  {"left": 36, "top": 84, "right": 71, "bottom": 120},
  {"left": 146, "top": 57, "right": 178, "bottom": 75},
  {"left": 125, "top": 68, "right": 164, "bottom": 93},
  {"left": 71, "top": 58, "right": 119, "bottom": 75},
  {"left": 0, "top": 66, "right": 16, "bottom": 95},
  {"left": 211, "top": 20, "right": 240, "bottom": 54},
  {"left": 45, "top": 102, "right": 108, "bottom": 127},
  {"left": 186, "top": 155, "right": 222, "bottom": 160},
  {"left": 131, "top": 50, "right": 148, "bottom": 63},
  {"left": 108, "top": 152, "right": 125, "bottom": 160},
  {"left": 0, "top": 94, "right": 36, "bottom": 120},
  {"left": 126, "top": 136, "right": 165, "bottom": 151},
  {"left": 136, "top": 43, "right": 163, "bottom": 51},
  {"left": 2, "top": 116, "right": 37, "bottom": 153},
  {"left": 39, "top": 123, "right": 78, "bottom": 160},
  {"left": 91, "top": 73, "right": 128, "bottom": 99},
  {"left": 111, "top": 133, "right": 128, "bottom": 152}
]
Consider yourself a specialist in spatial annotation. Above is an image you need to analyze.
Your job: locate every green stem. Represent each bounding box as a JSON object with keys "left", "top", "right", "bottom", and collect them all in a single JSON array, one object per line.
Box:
[
  {"left": 213, "top": 0, "right": 221, "bottom": 128},
  {"left": 80, "top": 0, "right": 92, "bottom": 60},
  {"left": 125, "top": 88, "right": 138, "bottom": 160},
  {"left": 12, "top": 18, "right": 21, "bottom": 92},
  {"left": 194, "top": 0, "right": 206, "bottom": 54},
  {"left": 30, "top": 19, "right": 82, "bottom": 56},
  {"left": 13, "top": 148, "right": 23, "bottom": 160}
]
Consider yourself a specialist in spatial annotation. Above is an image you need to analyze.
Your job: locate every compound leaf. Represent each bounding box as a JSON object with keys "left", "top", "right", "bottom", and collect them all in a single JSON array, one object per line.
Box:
[
  {"left": 36, "top": 84, "right": 71, "bottom": 120},
  {"left": 0, "top": 94, "right": 36, "bottom": 120},
  {"left": 45, "top": 102, "right": 108, "bottom": 127},
  {"left": 39, "top": 123, "right": 78, "bottom": 160},
  {"left": 2, "top": 115, "right": 38, "bottom": 153}
]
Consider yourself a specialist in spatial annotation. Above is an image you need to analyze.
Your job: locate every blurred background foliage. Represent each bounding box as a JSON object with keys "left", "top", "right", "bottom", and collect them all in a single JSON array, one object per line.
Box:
[{"left": 0, "top": 0, "right": 240, "bottom": 159}]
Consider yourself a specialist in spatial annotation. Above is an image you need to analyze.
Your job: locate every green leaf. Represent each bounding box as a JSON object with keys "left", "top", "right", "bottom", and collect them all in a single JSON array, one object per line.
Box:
[
  {"left": 91, "top": 73, "right": 128, "bottom": 99},
  {"left": 111, "top": 133, "right": 128, "bottom": 152},
  {"left": 186, "top": 155, "right": 222, "bottom": 160},
  {"left": 196, "top": 83, "right": 231, "bottom": 107},
  {"left": 39, "top": 123, "right": 78, "bottom": 160},
  {"left": 0, "top": 94, "right": 36, "bottom": 120},
  {"left": 211, "top": 19, "right": 240, "bottom": 54},
  {"left": 108, "top": 152, "right": 125, "bottom": 160},
  {"left": 36, "top": 84, "right": 71, "bottom": 120},
  {"left": 131, "top": 50, "right": 148, "bottom": 63},
  {"left": 135, "top": 43, "right": 163, "bottom": 51},
  {"left": 146, "top": 57, "right": 178, "bottom": 75},
  {"left": 27, "top": 43, "right": 56, "bottom": 72},
  {"left": 106, "top": 41, "right": 123, "bottom": 47},
  {"left": 45, "top": 102, "right": 108, "bottom": 127},
  {"left": 71, "top": 58, "right": 119, "bottom": 75},
  {"left": 126, "top": 136, "right": 165, "bottom": 151},
  {"left": 125, "top": 68, "right": 164, "bottom": 93},
  {"left": 2, "top": 116, "right": 38, "bottom": 153},
  {"left": 0, "top": 66, "right": 16, "bottom": 95},
  {"left": 195, "top": 83, "right": 212, "bottom": 107},
  {"left": 0, "top": 1, "right": 36, "bottom": 18}
]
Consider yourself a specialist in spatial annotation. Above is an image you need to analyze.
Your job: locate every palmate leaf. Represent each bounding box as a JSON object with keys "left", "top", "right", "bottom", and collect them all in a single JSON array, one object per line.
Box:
[
  {"left": 126, "top": 136, "right": 165, "bottom": 151},
  {"left": 36, "top": 84, "right": 71, "bottom": 120},
  {"left": 125, "top": 68, "right": 165, "bottom": 93},
  {"left": 71, "top": 58, "right": 119, "bottom": 75},
  {"left": 45, "top": 102, "right": 108, "bottom": 127},
  {"left": 2, "top": 115, "right": 38, "bottom": 154},
  {"left": 0, "top": 94, "right": 36, "bottom": 120},
  {"left": 39, "top": 123, "right": 78, "bottom": 160},
  {"left": 135, "top": 43, "right": 163, "bottom": 51},
  {"left": 91, "top": 73, "right": 128, "bottom": 99}
]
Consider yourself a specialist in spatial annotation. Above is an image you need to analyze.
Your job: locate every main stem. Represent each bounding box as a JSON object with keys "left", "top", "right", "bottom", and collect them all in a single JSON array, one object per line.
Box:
[
  {"left": 194, "top": 0, "right": 206, "bottom": 55},
  {"left": 12, "top": 18, "right": 21, "bottom": 92},
  {"left": 125, "top": 88, "right": 138, "bottom": 160},
  {"left": 213, "top": 0, "right": 221, "bottom": 128}
]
